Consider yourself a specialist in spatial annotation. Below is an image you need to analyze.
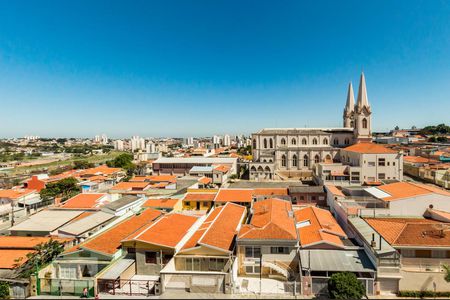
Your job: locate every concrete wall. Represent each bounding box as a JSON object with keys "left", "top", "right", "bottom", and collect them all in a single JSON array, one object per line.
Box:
[{"left": 389, "top": 194, "right": 450, "bottom": 216}]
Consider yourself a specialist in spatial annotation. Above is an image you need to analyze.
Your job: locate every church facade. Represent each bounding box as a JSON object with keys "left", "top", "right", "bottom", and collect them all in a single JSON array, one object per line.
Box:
[{"left": 249, "top": 73, "right": 373, "bottom": 181}]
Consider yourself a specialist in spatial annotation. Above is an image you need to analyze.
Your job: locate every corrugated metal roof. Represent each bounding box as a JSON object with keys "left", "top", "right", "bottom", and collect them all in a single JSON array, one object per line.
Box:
[
  {"left": 98, "top": 258, "right": 135, "bottom": 280},
  {"left": 58, "top": 211, "right": 116, "bottom": 236},
  {"left": 300, "top": 249, "right": 375, "bottom": 273}
]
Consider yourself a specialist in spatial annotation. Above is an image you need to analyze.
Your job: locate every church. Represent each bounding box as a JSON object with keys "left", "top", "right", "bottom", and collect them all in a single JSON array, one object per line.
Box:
[{"left": 249, "top": 73, "right": 373, "bottom": 181}]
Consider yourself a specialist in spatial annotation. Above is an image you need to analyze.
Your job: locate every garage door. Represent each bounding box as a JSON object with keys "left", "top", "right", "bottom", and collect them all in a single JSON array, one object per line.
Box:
[{"left": 378, "top": 278, "right": 399, "bottom": 295}]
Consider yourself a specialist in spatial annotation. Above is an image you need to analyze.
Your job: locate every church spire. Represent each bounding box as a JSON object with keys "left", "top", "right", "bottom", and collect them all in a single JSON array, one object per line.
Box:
[
  {"left": 356, "top": 72, "right": 370, "bottom": 112},
  {"left": 343, "top": 82, "right": 355, "bottom": 128},
  {"left": 344, "top": 82, "right": 355, "bottom": 114}
]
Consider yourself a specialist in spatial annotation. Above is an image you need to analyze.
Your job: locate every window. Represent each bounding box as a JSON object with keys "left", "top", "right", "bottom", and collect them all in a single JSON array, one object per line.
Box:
[
  {"left": 303, "top": 155, "right": 309, "bottom": 167},
  {"left": 245, "top": 246, "right": 261, "bottom": 258},
  {"left": 162, "top": 254, "right": 173, "bottom": 265},
  {"left": 253, "top": 139, "right": 256, "bottom": 149},
  {"left": 333, "top": 138, "right": 339, "bottom": 145},
  {"left": 311, "top": 196, "right": 316, "bottom": 201},
  {"left": 291, "top": 138, "right": 296, "bottom": 145},
  {"left": 378, "top": 158, "right": 386, "bottom": 166},
  {"left": 281, "top": 138, "right": 286, "bottom": 145},
  {"left": 393, "top": 162, "right": 396, "bottom": 166},
  {"left": 281, "top": 155, "right": 287, "bottom": 167},
  {"left": 312, "top": 138, "right": 318, "bottom": 145},
  {"left": 314, "top": 155, "right": 320, "bottom": 164},
  {"left": 302, "top": 138, "right": 307, "bottom": 145},
  {"left": 292, "top": 155, "right": 298, "bottom": 167},
  {"left": 368, "top": 161, "right": 375, "bottom": 167},
  {"left": 344, "top": 138, "right": 350, "bottom": 145},
  {"left": 59, "top": 265, "right": 77, "bottom": 279},
  {"left": 245, "top": 265, "right": 260, "bottom": 274},
  {"left": 263, "top": 139, "right": 267, "bottom": 149},
  {"left": 270, "top": 247, "right": 290, "bottom": 254},
  {"left": 323, "top": 138, "right": 328, "bottom": 145},
  {"left": 209, "top": 258, "right": 225, "bottom": 271},
  {"left": 362, "top": 118, "right": 368, "bottom": 129},
  {"left": 378, "top": 173, "right": 386, "bottom": 180},
  {"left": 269, "top": 138, "right": 273, "bottom": 148},
  {"left": 351, "top": 172, "right": 360, "bottom": 181},
  {"left": 145, "top": 252, "right": 157, "bottom": 264},
  {"left": 185, "top": 201, "right": 190, "bottom": 206}
]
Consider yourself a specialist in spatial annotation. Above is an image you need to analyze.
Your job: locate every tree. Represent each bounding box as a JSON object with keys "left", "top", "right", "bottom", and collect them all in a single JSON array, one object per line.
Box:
[
  {"left": 73, "top": 160, "right": 94, "bottom": 169},
  {"left": 328, "top": 272, "right": 365, "bottom": 300},
  {"left": 0, "top": 281, "right": 9, "bottom": 299},
  {"left": 443, "top": 264, "right": 450, "bottom": 282},
  {"left": 40, "top": 177, "right": 81, "bottom": 201},
  {"left": 394, "top": 125, "right": 400, "bottom": 131},
  {"left": 107, "top": 153, "right": 135, "bottom": 176},
  {"left": 14, "top": 239, "right": 64, "bottom": 278}
]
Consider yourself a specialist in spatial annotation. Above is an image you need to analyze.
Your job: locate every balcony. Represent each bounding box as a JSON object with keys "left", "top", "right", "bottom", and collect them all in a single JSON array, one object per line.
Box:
[{"left": 401, "top": 257, "right": 450, "bottom": 272}]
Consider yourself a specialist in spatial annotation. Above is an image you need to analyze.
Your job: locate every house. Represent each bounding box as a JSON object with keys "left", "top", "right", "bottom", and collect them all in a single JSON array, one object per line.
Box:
[
  {"left": 121, "top": 213, "right": 200, "bottom": 278},
  {"left": 236, "top": 198, "right": 299, "bottom": 281},
  {"left": 9, "top": 210, "right": 89, "bottom": 237},
  {"left": 152, "top": 157, "right": 237, "bottom": 176},
  {"left": 38, "top": 209, "right": 163, "bottom": 297},
  {"left": 214, "top": 189, "right": 253, "bottom": 208},
  {"left": 294, "top": 206, "right": 347, "bottom": 250},
  {"left": 364, "top": 217, "right": 450, "bottom": 293},
  {"left": 0, "top": 236, "right": 73, "bottom": 298},
  {"left": 24, "top": 175, "right": 48, "bottom": 192},
  {"left": 56, "top": 211, "right": 117, "bottom": 243},
  {"left": 101, "top": 195, "right": 145, "bottom": 216},
  {"left": 142, "top": 198, "right": 182, "bottom": 212},
  {"left": 160, "top": 203, "right": 247, "bottom": 293},
  {"left": 363, "top": 181, "right": 450, "bottom": 216},
  {"left": 288, "top": 186, "right": 326, "bottom": 206},
  {"left": 0, "top": 188, "right": 42, "bottom": 219},
  {"left": 182, "top": 192, "right": 217, "bottom": 211},
  {"left": 316, "top": 143, "right": 403, "bottom": 185},
  {"left": 60, "top": 193, "right": 110, "bottom": 210}
]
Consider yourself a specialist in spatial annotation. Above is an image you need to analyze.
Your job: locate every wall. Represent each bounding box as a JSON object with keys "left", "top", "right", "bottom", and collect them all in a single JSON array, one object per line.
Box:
[{"left": 389, "top": 194, "right": 450, "bottom": 216}]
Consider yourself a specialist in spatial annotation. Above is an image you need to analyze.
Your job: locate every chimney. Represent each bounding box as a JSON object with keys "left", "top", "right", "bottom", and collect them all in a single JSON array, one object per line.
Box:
[{"left": 370, "top": 233, "right": 377, "bottom": 248}]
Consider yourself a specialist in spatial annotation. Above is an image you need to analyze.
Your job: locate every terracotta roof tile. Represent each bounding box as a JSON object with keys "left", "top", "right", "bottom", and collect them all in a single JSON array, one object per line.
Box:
[
  {"left": 184, "top": 193, "right": 217, "bottom": 202},
  {"left": 61, "top": 193, "right": 108, "bottom": 209},
  {"left": 344, "top": 143, "right": 397, "bottom": 154},
  {"left": 214, "top": 189, "right": 253, "bottom": 203},
  {"left": 143, "top": 198, "right": 180, "bottom": 209}
]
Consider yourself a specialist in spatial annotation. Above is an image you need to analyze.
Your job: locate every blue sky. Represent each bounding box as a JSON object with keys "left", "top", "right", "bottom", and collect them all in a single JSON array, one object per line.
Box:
[{"left": 0, "top": 0, "right": 449, "bottom": 138}]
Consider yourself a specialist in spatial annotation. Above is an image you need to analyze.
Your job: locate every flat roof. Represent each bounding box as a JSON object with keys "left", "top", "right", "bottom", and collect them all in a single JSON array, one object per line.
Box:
[
  {"left": 229, "top": 181, "right": 306, "bottom": 189},
  {"left": 153, "top": 157, "right": 237, "bottom": 164},
  {"left": 189, "top": 166, "right": 214, "bottom": 172},
  {"left": 58, "top": 211, "right": 116, "bottom": 236},
  {"left": 9, "top": 210, "right": 85, "bottom": 233},
  {"left": 299, "top": 249, "right": 375, "bottom": 273},
  {"left": 103, "top": 195, "right": 141, "bottom": 211}
]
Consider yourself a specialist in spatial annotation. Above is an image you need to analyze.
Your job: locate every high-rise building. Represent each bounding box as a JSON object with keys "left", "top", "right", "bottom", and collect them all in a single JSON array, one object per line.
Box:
[
  {"left": 131, "top": 136, "right": 145, "bottom": 152},
  {"left": 101, "top": 134, "right": 108, "bottom": 145},
  {"left": 223, "top": 134, "right": 231, "bottom": 146},
  {"left": 94, "top": 135, "right": 101, "bottom": 143},
  {"left": 113, "top": 139, "right": 124, "bottom": 151}
]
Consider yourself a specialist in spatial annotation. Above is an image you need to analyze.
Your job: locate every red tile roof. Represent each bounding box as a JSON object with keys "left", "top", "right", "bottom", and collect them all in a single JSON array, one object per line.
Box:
[
  {"left": 79, "top": 209, "right": 162, "bottom": 256},
  {"left": 127, "top": 213, "right": 199, "bottom": 248},
  {"left": 184, "top": 193, "right": 217, "bottom": 202},
  {"left": 294, "top": 206, "right": 346, "bottom": 248},
  {"left": 143, "top": 198, "right": 180, "bottom": 209},
  {"left": 0, "top": 189, "right": 37, "bottom": 199},
  {"left": 253, "top": 188, "right": 288, "bottom": 197},
  {"left": 325, "top": 185, "right": 345, "bottom": 197},
  {"left": 365, "top": 218, "right": 450, "bottom": 247},
  {"left": 61, "top": 193, "right": 107, "bottom": 209},
  {"left": 375, "top": 182, "right": 450, "bottom": 202},
  {"left": 214, "top": 189, "right": 253, "bottom": 203},
  {"left": 344, "top": 143, "right": 397, "bottom": 154},
  {"left": 181, "top": 203, "right": 246, "bottom": 252},
  {"left": 238, "top": 198, "right": 297, "bottom": 241}
]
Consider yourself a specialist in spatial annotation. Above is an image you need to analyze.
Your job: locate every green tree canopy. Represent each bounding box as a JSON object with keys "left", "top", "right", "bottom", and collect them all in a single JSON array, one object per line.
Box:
[
  {"left": 73, "top": 160, "right": 95, "bottom": 169},
  {"left": 328, "top": 272, "right": 365, "bottom": 300},
  {"left": 40, "top": 177, "right": 81, "bottom": 201},
  {"left": 107, "top": 153, "right": 135, "bottom": 175},
  {"left": 14, "top": 239, "right": 64, "bottom": 278}
]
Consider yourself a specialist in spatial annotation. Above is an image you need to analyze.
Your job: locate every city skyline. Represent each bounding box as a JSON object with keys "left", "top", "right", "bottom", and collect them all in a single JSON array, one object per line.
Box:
[{"left": 1, "top": 1, "right": 450, "bottom": 138}]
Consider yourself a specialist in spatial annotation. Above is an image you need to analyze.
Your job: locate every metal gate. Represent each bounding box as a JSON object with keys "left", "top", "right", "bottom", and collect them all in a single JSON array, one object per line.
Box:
[{"left": 97, "top": 278, "right": 160, "bottom": 296}]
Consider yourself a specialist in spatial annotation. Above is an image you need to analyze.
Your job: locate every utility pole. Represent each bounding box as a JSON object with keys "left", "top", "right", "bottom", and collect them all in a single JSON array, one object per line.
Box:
[{"left": 10, "top": 200, "right": 15, "bottom": 227}]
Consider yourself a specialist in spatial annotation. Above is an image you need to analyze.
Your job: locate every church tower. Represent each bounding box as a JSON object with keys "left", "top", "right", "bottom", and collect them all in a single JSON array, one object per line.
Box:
[
  {"left": 353, "top": 72, "right": 372, "bottom": 142},
  {"left": 343, "top": 82, "right": 355, "bottom": 128}
]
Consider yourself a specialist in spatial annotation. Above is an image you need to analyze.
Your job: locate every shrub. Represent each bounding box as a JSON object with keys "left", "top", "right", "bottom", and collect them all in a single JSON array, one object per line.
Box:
[{"left": 328, "top": 272, "right": 365, "bottom": 299}]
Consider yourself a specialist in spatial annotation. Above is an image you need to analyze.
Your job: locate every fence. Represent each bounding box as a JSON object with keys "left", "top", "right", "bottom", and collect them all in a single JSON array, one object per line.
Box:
[
  {"left": 97, "top": 278, "right": 160, "bottom": 296},
  {"left": 38, "top": 278, "right": 94, "bottom": 297}
]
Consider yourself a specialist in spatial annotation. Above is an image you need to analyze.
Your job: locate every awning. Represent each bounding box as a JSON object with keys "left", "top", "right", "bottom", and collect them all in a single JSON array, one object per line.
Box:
[
  {"left": 17, "top": 198, "right": 42, "bottom": 206},
  {"left": 98, "top": 259, "right": 134, "bottom": 280},
  {"left": 300, "top": 249, "right": 376, "bottom": 273}
]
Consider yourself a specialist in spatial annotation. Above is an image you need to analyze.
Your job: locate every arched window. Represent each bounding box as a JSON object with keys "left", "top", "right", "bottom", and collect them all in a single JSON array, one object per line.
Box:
[
  {"left": 333, "top": 138, "right": 339, "bottom": 145},
  {"left": 344, "top": 138, "right": 350, "bottom": 145},
  {"left": 303, "top": 155, "right": 309, "bottom": 167},
  {"left": 291, "top": 138, "right": 296, "bottom": 145},
  {"left": 314, "top": 154, "right": 320, "bottom": 164},
  {"left": 281, "top": 155, "right": 287, "bottom": 167},
  {"left": 281, "top": 138, "right": 286, "bottom": 145},
  {"left": 302, "top": 138, "right": 307, "bottom": 145},
  {"left": 362, "top": 118, "right": 368, "bottom": 129},
  {"left": 325, "top": 154, "right": 332, "bottom": 163},
  {"left": 312, "top": 138, "right": 318, "bottom": 145},
  {"left": 264, "top": 166, "right": 271, "bottom": 172},
  {"left": 323, "top": 138, "right": 328, "bottom": 145},
  {"left": 292, "top": 155, "right": 298, "bottom": 167},
  {"left": 250, "top": 166, "right": 256, "bottom": 172},
  {"left": 350, "top": 120, "right": 354, "bottom": 127},
  {"left": 269, "top": 138, "right": 273, "bottom": 148},
  {"left": 264, "top": 138, "right": 267, "bottom": 148},
  {"left": 257, "top": 166, "right": 264, "bottom": 172},
  {"left": 253, "top": 139, "right": 256, "bottom": 149}
]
